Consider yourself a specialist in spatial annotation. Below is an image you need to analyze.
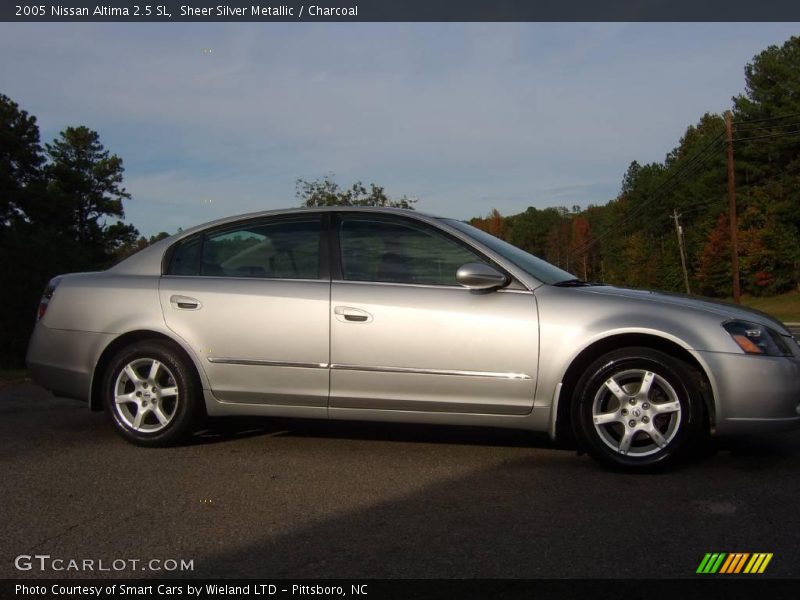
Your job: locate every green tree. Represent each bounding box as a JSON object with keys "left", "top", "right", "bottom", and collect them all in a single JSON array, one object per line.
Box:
[
  {"left": 39, "top": 126, "right": 138, "bottom": 264},
  {"left": 0, "top": 94, "right": 44, "bottom": 227},
  {"left": 296, "top": 174, "right": 417, "bottom": 209},
  {"left": 733, "top": 36, "right": 800, "bottom": 123},
  {"left": 0, "top": 99, "right": 141, "bottom": 367},
  {"left": 732, "top": 35, "right": 800, "bottom": 284}
]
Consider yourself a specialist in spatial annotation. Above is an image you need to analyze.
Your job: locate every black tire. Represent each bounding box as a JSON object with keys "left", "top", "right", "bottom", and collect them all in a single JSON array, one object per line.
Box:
[
  {"left": 102, "top": 340, "right": 201, "bottom": 447},
  {"left": 571, "top": 347, "right": 706, "bottom": 471}
]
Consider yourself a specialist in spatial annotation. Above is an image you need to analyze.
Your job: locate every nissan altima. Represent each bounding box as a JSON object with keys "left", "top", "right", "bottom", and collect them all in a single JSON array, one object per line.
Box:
[{"left": 26, "top": 207, "right": 800, "bottom": 470}]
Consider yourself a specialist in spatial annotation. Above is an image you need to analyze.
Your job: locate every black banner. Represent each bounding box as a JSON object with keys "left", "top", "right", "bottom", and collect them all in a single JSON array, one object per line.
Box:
[
  {"left": 3, "top": 0, "right": 800, "bottom": 22},
  {"left": 4, "top": 579, "right": 800, "bottom": 600}
]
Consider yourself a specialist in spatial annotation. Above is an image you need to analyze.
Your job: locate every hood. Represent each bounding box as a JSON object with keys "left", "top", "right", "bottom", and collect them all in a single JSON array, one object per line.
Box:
[{"left": 577, "top": 286, "right": 790, "bottom": 335}]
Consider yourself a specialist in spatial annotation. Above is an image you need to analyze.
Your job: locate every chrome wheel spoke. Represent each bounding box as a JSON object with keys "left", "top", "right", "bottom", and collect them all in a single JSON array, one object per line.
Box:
[
  {"left": 132, "top": 407, "right": 146, "bottom": 430},
  {"left": 652, "top": 400, "right": 681, "bottom": 415},
  {"left": 115, "top": 392, "right": 138, "bottom": 405},
  {"left": 124, "top": 365, "right": 142, "bottom": 384},
  {"left": 638, "top": 371, "right": 655, "bottom": 399},
  {"left": 153, "top": 406, "right": 170, "bottom": 426},
  {"left": 593, "top": 411, "right": 621, "bottom": 426},
  {"left": 159, "top": 386, "right": 178, "bottom": 397},
  {"left": 648, "top": 427, "right": 667, "bottom": 448},
  {"left": 604, "top": 377, "right": 627, "bottom": 402},
  {"left": 618, "top": 430, "right": 634, "bottom": 454},
  {"left": 147, "top": 360, "right": 161, "bottom": 383}
]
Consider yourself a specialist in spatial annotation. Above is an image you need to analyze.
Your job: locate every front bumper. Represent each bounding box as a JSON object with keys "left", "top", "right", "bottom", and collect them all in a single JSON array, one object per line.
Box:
[
  {"left": 26, "top": 324, "right": 114, "bottom": 402},
  {"left": 697, "top": 350, "right": 800, "bottom": 435}
]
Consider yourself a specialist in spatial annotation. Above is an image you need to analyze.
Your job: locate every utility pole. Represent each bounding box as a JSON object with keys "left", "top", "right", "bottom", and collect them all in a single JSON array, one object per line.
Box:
[
  {"left": 672, "top": 209, "right": 691, "bottom": 295},
  {"left": 725, "top": 111, "right": 741, "bottom": 304}
]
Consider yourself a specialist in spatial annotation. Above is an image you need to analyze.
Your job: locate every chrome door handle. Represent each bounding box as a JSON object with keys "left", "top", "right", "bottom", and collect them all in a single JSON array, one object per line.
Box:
[
  {"left": 170, "top": 295, "right": 201, "bottom": 310},
  {"left": 334, "top": 306, "right": 372, "bottom": 323}
]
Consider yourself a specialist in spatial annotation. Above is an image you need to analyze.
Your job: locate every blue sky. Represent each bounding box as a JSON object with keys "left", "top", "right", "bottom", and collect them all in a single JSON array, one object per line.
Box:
[{"left": 1, "top": 22, "right": 798, "bottom": 236}]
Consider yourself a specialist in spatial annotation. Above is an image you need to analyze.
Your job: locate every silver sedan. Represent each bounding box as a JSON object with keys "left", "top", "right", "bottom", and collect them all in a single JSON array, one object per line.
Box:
[{"left": 26, "top": 207, "right": 800, "bottom": 470}]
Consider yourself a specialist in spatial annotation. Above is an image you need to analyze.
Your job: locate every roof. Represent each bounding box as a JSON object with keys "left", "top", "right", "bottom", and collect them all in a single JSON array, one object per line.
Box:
[
  {"left": 109, "top": 206, "right": 443, "bottom": 276},
  {"left": 176, "top": 205, "right": 440, "bottom": 238}
]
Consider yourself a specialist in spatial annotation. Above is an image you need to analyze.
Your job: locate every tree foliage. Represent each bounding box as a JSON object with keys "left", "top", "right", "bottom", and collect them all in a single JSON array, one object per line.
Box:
[
  {"left": 40, "top": 126, "right": 139, "bottom": 261},
  {"left": 0, "top": 94, "right": 44, "bottom": 227},
  {"left": 296, "top": 174, "right": 417, "bottom": 209},
  {"left": 471, "top": 35, "right": 800, "bottom": 299},
  {"left": 0, "top": 96, "right": 140, "bottom": 367}
]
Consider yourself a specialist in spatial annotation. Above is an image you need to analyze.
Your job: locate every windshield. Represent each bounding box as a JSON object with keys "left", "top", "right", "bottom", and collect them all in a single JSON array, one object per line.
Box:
[{"left": 442, "top": 219, "right": 577, "bottom": 285}]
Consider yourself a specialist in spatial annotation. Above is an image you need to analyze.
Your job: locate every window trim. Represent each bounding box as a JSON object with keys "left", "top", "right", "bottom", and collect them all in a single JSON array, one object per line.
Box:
[
  {"left": 331, "top": 212, "right": 523, "bottom": 289},
  {"left": 162, "top": 213, "right": 330, "bottom": 281}
]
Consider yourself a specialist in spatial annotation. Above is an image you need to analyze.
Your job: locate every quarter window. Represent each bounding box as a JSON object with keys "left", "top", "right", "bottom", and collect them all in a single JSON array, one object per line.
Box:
[
  {"left": 339, "top": 217, "right": 487, "bottom": 286},
  {"left": 168, "top": 235, "right": 201, "bottom": 276}
]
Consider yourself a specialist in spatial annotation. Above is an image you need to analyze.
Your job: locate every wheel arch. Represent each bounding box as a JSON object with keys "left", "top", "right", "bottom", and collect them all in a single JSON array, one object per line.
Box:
[
  {"left": 551, "top": 332, "right": 716, "bottom": 442},
  {"left": 90, "top": 329, "right": 205, "bottom": 412}
]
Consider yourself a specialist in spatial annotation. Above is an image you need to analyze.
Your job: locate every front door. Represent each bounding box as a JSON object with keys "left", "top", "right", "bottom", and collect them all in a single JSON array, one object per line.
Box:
[{"left": 329, "top": 214, "right": 539, "bottom": 415}]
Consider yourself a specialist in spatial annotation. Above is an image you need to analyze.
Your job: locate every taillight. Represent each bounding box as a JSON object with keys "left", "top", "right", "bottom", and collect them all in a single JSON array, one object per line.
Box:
[{"left": 37, "top": 276, "right": 62, "bottom": 322}]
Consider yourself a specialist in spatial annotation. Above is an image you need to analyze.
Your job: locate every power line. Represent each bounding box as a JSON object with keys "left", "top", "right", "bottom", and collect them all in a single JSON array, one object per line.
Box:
[
  {"left": 733, "top": 120, "right": 800, "bottom": 134},
  {"left": 733, "top": 127, "right": 800, "bottom": 142},
  {"left": 733, "top": 111, "right": 800, "bottom": 125},
  {"left": 677, "top": 126, "right": 800, "bottom": 217},
  {"left": 567, "top": 111, "right": 799, "bottom": 262},
  {"left": 570, "top": 136, "right": 725, "bottom": 252},
  {"left": 569, "top": 139, "right": 725, "bottom": 258}
]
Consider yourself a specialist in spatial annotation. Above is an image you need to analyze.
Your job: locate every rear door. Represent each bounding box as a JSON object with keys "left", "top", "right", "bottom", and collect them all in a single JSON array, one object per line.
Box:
[
  {"left": 329, "top": 213, "right": 539, "bottom": 415},
  {"left": 159, "top": 214, "right": 330, "bottom": 407}
]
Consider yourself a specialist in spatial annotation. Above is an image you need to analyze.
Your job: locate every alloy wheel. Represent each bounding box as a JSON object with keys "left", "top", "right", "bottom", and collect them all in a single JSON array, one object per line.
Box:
[
  {"left": 113, "top": 358, "right": 180, "bottom": 433},
  {"left": 591, "top": 368, "right": 682, "bottom": 457}
]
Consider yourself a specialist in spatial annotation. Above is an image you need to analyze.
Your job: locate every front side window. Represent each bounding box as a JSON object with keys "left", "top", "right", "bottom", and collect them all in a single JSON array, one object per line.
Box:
[
  {"left": 167, "top": 218, "right": 322, "bottom": 279},
  {"left": 442, "top": 218, "right": 575, "bottom": 285},
  {"left": 339, "top": 217, "right": 487, "bottom": 286}
]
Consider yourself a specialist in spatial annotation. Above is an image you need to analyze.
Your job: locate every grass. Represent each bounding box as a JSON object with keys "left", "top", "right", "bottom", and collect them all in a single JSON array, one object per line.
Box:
[{"left": 738, "top": 290, "right": 800, "bottom": 323}]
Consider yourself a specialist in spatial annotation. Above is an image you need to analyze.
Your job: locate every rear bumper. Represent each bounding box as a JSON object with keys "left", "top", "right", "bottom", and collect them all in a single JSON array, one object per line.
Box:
[
  {"left": 26, "top": 324, "right": 114, "bottom": 402},
  {"left": 697, "top": 350, "right": 800, "bottom": 435}
]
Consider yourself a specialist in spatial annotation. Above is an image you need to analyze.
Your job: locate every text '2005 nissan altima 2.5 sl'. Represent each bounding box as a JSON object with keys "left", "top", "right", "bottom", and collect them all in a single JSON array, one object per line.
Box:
[{"left": 26, "top": 207, "right": 800, "bottom": 470}]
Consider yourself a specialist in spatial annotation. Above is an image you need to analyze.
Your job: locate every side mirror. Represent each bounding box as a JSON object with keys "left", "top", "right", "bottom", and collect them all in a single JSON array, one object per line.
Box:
[{"left": 455, "top": 262, "right": 509, "bottom": 290}]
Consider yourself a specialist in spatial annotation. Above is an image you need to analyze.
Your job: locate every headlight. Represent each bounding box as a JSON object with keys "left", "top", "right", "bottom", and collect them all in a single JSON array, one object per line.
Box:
[{"left": 723, "top": 320, "right": 793, "bottom": 356}]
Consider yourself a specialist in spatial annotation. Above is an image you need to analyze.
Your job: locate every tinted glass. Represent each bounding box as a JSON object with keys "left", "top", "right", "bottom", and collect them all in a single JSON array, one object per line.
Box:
[
  {"left": 168, "top": 235, "right": 201, "bottom": 276},
  {"left": 339, "top": 217, "right": 485, "bottom": 286},
  {"left": 442, "top": 218, "right": 576, "bottom": 284},
  {"left": 201, "top": 219, "right": 321, "bottom": 279}
]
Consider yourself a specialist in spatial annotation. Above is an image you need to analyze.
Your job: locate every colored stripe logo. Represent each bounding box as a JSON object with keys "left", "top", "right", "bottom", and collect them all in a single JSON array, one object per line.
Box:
[{"left": 696, "top": 552, "right": 773, "bottom": 574}]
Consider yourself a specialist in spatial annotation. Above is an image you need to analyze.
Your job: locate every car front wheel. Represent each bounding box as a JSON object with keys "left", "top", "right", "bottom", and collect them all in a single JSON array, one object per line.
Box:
[
  {"left": 571, "top": 347, "right": 706, "bottom": 471},
  {"left": 102, "top": 340, "right": 201, "bottom": 446}
]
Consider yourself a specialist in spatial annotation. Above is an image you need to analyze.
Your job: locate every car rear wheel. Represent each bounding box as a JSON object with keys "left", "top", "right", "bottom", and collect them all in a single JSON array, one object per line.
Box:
[
  {"left": 103, "top": 340, "right": 201, "bottom": 446},
  {"left": 571, "top": 347, "right": 706, "bottom": 471}
]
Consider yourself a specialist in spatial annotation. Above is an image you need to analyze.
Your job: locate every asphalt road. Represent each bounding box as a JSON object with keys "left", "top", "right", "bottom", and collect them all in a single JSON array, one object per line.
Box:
[{"left": 2, "top": 382, "right": 800, "bottom": 580}]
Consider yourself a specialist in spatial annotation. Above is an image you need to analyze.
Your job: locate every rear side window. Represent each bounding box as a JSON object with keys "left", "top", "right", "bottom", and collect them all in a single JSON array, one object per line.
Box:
[{"left": 166, "top": 218, "right": 323, "bottom": 279}]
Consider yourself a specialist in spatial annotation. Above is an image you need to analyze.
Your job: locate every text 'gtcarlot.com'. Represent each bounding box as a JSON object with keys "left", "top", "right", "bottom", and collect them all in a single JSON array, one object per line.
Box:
[{"left": 14, "top": 554, "right": 194, "bottom": 572}]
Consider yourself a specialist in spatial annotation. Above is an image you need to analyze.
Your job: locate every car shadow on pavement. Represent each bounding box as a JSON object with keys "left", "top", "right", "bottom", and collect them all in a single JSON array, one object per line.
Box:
[
  {"left": 192, "top": 416, "right": 555, "bottom": 450},
  {"left": 3, "top": 385, "right": 800, "bottom": 581},
  {"left": 163, "top": 438, "right": 800, "bottom": 580}
]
